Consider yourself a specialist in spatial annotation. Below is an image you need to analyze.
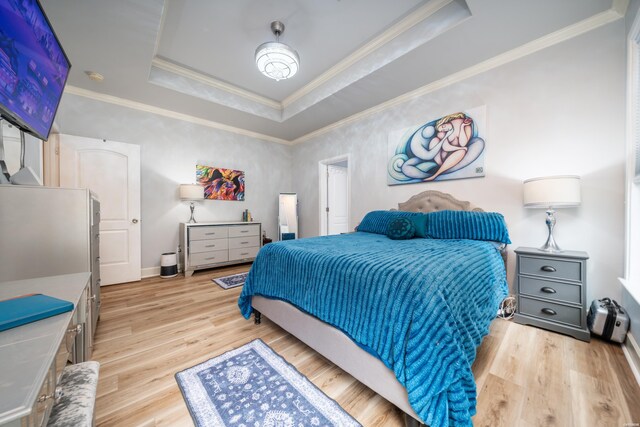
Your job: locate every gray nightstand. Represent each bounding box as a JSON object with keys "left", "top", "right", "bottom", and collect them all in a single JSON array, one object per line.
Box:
[{"left": 513, "top": 247, "right": 590, "bottom": 342}]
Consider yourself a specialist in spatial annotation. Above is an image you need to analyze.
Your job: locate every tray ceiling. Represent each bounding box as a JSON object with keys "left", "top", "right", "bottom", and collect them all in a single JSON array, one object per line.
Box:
[{"left": 42, "top": 0, "right": 621, "bottom": 142}]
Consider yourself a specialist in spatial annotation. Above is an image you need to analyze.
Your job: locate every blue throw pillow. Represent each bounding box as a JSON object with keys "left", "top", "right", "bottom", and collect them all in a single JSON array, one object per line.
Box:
[
  {"left": 386, "top": 218, "right": 415, "bottom": 240},
  {"left": 357, "top": 210, "right": 424, "bottom": 235},
  {"left": 411, "top": 215, "right": 428, "bottom": 238},
  {"left": 426, "top": 210, "right": 511, "bottom": 244}
]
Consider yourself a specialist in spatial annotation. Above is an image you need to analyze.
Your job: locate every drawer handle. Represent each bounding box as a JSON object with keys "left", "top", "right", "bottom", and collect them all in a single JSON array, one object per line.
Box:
[
  {"left": 240, "top": 252, "right": 249, "bottom": 256},
  {"left": 240, "top": 241, "right": 249, "bottom": 244},
  {"left": 240, "top": 230, "right": 249, "bottom": 233},
  {"left": 67, "top": 324, "right": 83, "bottom": 335},
  {"left": 205, "top": 244, "right": 216, "bottom": 248},
  {"left": 541, "top": 308, "right": 557, "bottom": 316},
  {"left": 540, "top": 286, "right": 557, "bottom": 294},
  {"left": 204, "top": 257, "right": 218, "bottom": 260},
  {"left": 540, "top": 265, "right": 556, "bottom": 273},
  {"left": 205, "top": 233, "right": 216, "bottom": 235},
  {"left": 38, "top": 386, "right": 63, "bottom": 403}
]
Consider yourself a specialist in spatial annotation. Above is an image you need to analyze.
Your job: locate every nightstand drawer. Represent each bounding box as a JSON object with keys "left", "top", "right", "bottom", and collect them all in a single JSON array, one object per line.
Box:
[
  {"left": 190, "top": 250, "right": 229, "bottom": 266},
  {"left": 520, "top": 276, "right": 582, "bottom": 304},
  {"left": 190, "top": 239, "right": 229, "bottom": 253},
  {"left": 519, "top": 296, "right": 583, "bottom": 327},
  {"left": 520, "top": 256, "right": 582, "bottom": 282},
  {"left": 190, "top": 226, "right": 229, "bottom": 241}
]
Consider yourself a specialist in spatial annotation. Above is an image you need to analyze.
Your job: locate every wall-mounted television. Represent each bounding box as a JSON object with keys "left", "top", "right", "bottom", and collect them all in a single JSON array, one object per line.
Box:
[{"left": 0, "top": 0, "right": 70, "bottom": 141}]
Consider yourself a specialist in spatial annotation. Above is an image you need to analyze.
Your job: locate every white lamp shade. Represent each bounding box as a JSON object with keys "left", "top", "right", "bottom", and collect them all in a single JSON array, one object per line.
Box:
[
  {"left": 179, "top": 184, "right": 204, "bottom": 201},
  {"left": 523, "top": 175, "right": 581, "bottom": 208}
]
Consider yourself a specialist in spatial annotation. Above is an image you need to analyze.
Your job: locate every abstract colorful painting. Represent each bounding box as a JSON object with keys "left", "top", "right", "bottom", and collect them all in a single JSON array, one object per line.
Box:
[
  {"left": 196, "top": 165, "right": 245, "bottom": 201},
  {"left": 387, "top": 106, "right": 486, "bottom": 185}
]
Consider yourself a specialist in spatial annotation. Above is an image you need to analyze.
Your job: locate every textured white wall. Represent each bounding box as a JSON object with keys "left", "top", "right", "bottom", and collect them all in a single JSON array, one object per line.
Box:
[
  {"left": 54, "top": 94, "right": 292, "bottom": 269},
  {"left": 291, "top": 22, "right": 627, "bottom": 302}
]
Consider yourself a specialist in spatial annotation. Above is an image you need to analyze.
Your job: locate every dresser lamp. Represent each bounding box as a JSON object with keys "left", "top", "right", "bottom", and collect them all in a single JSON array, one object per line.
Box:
[
  {"left": 180, "top": 184, "right": 204, "bottom": 223},
  {"left": 523, "top": 175, "right": 581, "bottom": 252}
]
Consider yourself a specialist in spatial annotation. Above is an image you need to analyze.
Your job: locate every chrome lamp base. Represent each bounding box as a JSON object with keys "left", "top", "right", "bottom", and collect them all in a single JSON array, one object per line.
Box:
[
  {"left": 540, "top": 209, "right": 561, "bottom": 252},
  {"left": 188, "top": 202, "right": 197, "bottom": 223}
]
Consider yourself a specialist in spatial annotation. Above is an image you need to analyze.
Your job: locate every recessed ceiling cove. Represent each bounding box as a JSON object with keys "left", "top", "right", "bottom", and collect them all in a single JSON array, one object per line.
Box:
[{"left": 149, "top": 0, "right": 470, "bottom": 122}]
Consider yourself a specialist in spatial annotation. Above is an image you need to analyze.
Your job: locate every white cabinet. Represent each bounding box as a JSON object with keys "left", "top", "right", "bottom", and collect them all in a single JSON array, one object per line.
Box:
[
  {"left": 180, "top": 222, "right": 262, "bottom": 277},
  {"left": 0, "top": 186, "right": 100, "bottom": 358}
]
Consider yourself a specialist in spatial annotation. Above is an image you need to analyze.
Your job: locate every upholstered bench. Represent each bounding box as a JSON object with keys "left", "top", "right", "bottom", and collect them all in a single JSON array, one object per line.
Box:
[{"left": 47, "top": 361, "right": 100, "bottom": 427}]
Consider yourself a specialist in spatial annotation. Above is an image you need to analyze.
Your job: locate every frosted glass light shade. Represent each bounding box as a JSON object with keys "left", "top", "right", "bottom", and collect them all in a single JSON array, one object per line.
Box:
[
  {"left": 523, "top": 175, "right": 581, "bottom": 208},
  {"left": 255, "top": 42, "right": 299, "bottom": 81},
  {"left": 179, "top": 184, "right": 204, "bottom": 200}
]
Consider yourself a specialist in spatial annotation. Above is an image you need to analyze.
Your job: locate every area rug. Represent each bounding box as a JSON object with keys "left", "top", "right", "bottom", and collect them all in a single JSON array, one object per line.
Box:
[
  {"left": 175, "top": 339, "right": 361, "bottom": 427},
  {"left": 212, "top": 272, "right": 247, "bottom": 290}
]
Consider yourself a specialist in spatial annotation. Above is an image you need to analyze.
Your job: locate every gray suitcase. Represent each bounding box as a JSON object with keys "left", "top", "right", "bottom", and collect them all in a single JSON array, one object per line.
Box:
[{"left": 587, "top": 298, "right": 630, "bottom": 343}]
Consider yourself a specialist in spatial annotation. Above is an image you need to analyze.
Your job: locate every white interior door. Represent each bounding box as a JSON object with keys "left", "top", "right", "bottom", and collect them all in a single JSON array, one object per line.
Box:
[
  {"left": 327, "top": 165, "right": 349, "bottom": 235},
  {"left": 58, "top": 134, "right": 141, "bottom": 285}
]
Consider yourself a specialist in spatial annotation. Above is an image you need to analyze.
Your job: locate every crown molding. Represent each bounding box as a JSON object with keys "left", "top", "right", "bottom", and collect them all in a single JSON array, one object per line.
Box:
[
  {"left": 63, "top": 85, "right": 292, "bottom": 145},
  {"left": 148, "top": 0, "right": 454, "bottom": 121},
  {"left": 280, "top": 0, "right": 453, "bottom": 108},
  {"left": 151, "top": 57, "right": 282, "bottom": 110},
  {"left": 612, "top": 0, "right": 630, "bottom": 15},
  {"left": 63, "top": 1, "right": 625, "bottom": 148},
  {"left": 291, "top": 5, "right": 626, "bottom": 145}
]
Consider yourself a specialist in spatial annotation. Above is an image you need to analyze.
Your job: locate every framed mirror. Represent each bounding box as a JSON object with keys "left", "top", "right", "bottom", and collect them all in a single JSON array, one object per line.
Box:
[{"left": 278, "top": 193, "right": 298, "bottom": 240}]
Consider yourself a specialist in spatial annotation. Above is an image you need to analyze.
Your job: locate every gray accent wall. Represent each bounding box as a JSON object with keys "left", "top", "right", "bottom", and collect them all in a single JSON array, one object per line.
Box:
[
  {"left": 291, "top": 21, "right": 627, "bottom": 303},
  {"left": 54, "top": 94, "right": 292, "bottom": 270}
]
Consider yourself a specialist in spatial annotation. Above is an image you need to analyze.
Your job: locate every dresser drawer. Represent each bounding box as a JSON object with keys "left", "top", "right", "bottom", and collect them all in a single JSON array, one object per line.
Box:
[
  {"left": 229, "top": 246, "right": 259, "bottom": 261},
  {"left": 229, "top": 236, "right": 260, "bottom": 249},
  {"left": 519, "top": 296, "right": 583, "bottom": 328},
  {"left": 190, "top": 239, "right": 229, "bottom": 253},
  {"left": 190, "top": 250, "right": 229, "bottom": 266},
  {"left": 519, "top": 276, "right": 582, "bottom": 305},
  {"left": 520, "top": 256, "right": 582, "bottom": 282},
  {"left": 190, "top": 226, "right": 229, "bottom": 241},
  {"left": 34, "top": 363, "right": 56, "bottom": 427},
  {"left": 55, "top": 319, "right": 77, "bottom": 380},
  {"left": 228, "top": 224, "right": 260, "bottom": 238}
]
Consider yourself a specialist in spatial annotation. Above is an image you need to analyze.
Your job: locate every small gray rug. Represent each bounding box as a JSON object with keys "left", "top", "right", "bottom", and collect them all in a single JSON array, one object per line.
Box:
[
  {"left": 175, "top": 339, "right": 361, "bottom": 427},
  {"left": 212, "top": 272, "right": 247, "bottom": 290}
]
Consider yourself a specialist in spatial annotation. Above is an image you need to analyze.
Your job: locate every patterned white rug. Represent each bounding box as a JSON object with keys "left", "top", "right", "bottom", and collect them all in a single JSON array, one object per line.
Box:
[
  {"left": 212, "top": 272, "right": 247, "bottom": 290},
  {"left": 175, "top": 339, "right": 361, "bottom": 427}
]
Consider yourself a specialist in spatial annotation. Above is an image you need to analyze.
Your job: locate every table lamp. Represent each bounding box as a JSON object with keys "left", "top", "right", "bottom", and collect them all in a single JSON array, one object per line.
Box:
[
  {"left": 180, "top": 184, "right": 204, "bottom": 223},
  {"left": 523, "top": 175, "right": 581, "bottom": 252}
]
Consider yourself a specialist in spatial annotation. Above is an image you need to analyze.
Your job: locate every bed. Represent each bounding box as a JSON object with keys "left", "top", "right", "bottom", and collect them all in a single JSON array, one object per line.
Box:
[{"left": 237, "top": 191, "right": 509, "bottom": 427}]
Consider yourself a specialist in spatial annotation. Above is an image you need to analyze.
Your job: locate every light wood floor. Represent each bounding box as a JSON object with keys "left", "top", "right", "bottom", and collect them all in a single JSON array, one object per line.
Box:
[{"left": 93, "top": 265, "right": 640, "bottom": 427}]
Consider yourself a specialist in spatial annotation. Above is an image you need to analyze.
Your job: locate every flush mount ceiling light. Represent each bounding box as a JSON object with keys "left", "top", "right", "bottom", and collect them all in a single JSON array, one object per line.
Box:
[{"left": 255, "top": 21, "right": 299, "bottom": 81}]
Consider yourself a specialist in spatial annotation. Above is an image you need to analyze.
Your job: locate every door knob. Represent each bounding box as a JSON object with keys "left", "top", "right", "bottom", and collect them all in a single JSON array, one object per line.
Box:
[{"left": 132, "top": 218, "right": 139, "bottom": 224}]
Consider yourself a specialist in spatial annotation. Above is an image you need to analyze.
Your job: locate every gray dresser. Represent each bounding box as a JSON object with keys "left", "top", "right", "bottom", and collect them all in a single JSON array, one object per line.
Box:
[
  {"left": 180, "top": 222, "right": 262, "bottom": 277},
  {"left": 513, "top": 247, "right": 590, "bottom": 341},
  {"left": 0, "top": 273, "right": 92, "bottom": 427},
  {"left": 0, "top": 186, "right": 101, "bottom": 358}
]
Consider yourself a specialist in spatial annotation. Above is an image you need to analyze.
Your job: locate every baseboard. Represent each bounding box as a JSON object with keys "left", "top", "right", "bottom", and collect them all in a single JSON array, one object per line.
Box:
[
  {"left": 141, "top": 265, "right": 183, "bottom": 279},
  {"left": 141, "top": 266, "right": 160, "bottom": 278},
  {"left": 622, "top": 331, "right": 640, "bottom": 387}
]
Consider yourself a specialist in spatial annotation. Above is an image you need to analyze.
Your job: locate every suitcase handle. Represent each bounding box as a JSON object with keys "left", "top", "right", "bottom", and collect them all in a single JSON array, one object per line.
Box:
[
  {"left": 540, "top": 287, "right": 557, "bottom": 294},
  {"left": 541, "top": 308, "right": 557, "bottom": 316},
  {"left": 540, "top": 265, "right": 556, "bottom": 272}
]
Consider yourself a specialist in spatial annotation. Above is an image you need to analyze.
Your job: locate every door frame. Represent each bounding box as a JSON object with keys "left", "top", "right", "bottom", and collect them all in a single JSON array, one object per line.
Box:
[{"left": 319, "top": 154, "right": 351, "bottom": 236}]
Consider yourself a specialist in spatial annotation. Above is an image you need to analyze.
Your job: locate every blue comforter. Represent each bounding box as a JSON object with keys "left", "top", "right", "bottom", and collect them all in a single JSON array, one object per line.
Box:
[{"left": 238, "top": 232, "right": 508, "bottom": 427}]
